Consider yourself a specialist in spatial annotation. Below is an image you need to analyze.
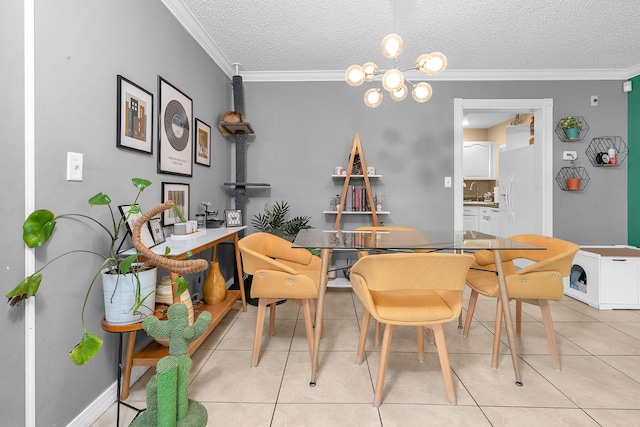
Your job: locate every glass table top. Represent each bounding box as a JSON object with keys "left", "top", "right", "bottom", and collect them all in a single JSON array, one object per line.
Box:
[{"left": 292, "top": 229, "right": 544, "bottom": 252}]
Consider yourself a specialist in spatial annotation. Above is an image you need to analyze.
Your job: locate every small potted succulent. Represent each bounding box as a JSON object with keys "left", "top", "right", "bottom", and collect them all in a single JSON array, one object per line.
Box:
[{"left": 559, "top": 116, "right": 582, "bottom": 139}]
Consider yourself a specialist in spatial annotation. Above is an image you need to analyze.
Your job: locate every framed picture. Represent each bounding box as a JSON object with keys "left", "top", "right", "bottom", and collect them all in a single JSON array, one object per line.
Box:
[
  {"left": 118, "top": 204, "right": 155, "bottom": 248},
  {"left": 148, "top": 218, "right": 165, "bottom": 245},
  {"left": 116, "top": 75, "right": 153, "bottom": 153},
  {"left": 158, "top": 76, "right": 193, "bottom": 176},
  {"left": 194, "top": 119, "right": 211, "bottom": 167},
  {"left": 162, "top": 182, "right": 190, "bottom": 226},
  {"left": 225, "top": 209, "right": 243, "bottom": 227}
]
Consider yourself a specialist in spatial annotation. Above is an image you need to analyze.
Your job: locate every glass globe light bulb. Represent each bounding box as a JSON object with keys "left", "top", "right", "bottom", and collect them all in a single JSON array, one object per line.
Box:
[
  {"left": 380, "top": 34, "right": 404, "bottom": 58},
  {"left": 364, "top": 88, "right": 383, "bottom": 108},
  {"left": 416, "top": 52, "right": 447, "bottom": 75},
  {"left": 345, "top": 64, "right": 365, "bottom": 86},
  {"left": 362, "top": 62, "right": 379, "bottom": 82},
  {"left": 382, "top": 69, "right": 404, "bottom": 92},
  {"left": 412, "top": 82, "right": 433, "bottom": 103},
  {"left": 389, "top": 84, "right": 408, "bottom": 101}
]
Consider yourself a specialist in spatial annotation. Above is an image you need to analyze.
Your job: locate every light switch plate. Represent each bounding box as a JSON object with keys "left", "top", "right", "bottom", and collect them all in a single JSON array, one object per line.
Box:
[
  {"left": 444, "top": 176, "right": 452, "bottom": 187},
  {"left": 66, "top": 152, "right": 83, "bottom": 181}
]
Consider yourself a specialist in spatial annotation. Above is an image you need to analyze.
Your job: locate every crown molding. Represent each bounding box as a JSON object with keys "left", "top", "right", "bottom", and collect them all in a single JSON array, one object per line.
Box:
[
  {"left": 240, "top": 68, "right": 637, "bottom": 83},
  {"left": 161, "top": 0, "right": 234, "bottom": 78}
]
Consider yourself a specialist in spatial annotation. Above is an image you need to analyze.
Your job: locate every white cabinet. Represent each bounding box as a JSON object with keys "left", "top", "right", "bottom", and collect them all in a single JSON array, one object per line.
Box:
[
  {"left": 564, "top": 246, "right": 640, "bottom": 309},
  {"left": 463, "top": 206, "right": 479, "bottom": 232},
  {"left": 463, "top": 141, "right": 496, "bottom": 180},
  {"left": 478, "top": 207, "right": 500, "bottom": 236}
]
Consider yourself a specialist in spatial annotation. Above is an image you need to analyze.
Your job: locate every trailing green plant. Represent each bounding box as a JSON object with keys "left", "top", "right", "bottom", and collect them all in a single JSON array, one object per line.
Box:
[
  {"left": 250, "top": 200, "right": 312, "bottom": 241},
  {"left": 559, "top": 116, "right": 582, "bottom": 129},
  {"left": 5, "top": 178, "right": 189, "bottom": 365}
]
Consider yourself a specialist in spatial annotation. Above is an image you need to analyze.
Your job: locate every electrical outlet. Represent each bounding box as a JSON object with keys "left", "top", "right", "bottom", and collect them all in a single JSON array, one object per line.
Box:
[
  {"left": 591, "top": 95, "right": 598, "bottom": 106},
  {"left": 66, "top": 152, "right": 83, "bottom": 181},
  {"left": 563, "top": 151, "right": 578, "bottom": 161},
  {"left": 444, "top": 176, "right": 452, "bottom": 187}
]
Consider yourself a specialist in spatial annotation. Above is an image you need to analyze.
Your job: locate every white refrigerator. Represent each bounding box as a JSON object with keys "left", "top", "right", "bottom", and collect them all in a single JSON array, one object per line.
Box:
[{"left": 498, "top": 125, "right": 542, "bottom": 237}]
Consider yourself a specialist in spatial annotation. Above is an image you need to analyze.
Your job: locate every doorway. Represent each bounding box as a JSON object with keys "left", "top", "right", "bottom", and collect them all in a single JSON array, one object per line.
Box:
[{"left": 453, "top": 98, "right": 554, "bottom": 236}]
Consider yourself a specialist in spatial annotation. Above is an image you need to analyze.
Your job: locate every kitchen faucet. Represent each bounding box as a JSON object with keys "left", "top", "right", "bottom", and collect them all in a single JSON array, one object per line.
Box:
[{"left": 469, "top": 181, "right": 479, "bottom": 201}]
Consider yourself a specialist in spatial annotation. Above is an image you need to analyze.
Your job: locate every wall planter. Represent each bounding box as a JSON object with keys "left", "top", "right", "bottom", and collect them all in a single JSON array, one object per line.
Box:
[
  {"left": 555, "top": 116, "right": 590, "bottom": 142},
  {"left": 555, "top": 166, "right": 590, "bottom": 191}
]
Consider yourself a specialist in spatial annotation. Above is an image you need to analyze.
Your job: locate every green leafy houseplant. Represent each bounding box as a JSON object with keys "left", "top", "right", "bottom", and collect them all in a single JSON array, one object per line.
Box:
[
  {"left": 250, "top": 200, "right": 312, "bottom": 241},
  {"left": 5, "top": 178, "right": 188, "bottom": 365},
  {"left": 559, "top": 116, "right": 582, "bottom": 129}
]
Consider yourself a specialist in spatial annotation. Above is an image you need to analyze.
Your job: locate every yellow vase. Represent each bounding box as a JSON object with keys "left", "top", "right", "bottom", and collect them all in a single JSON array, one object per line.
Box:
[{"left": 203, "top": 261, "right": 227, "bottom": 304}]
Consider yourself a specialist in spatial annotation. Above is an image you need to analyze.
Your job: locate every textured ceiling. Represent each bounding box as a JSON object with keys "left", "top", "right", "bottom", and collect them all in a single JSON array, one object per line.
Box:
[{"left": 167, "top": 0, "right": 640, "bottom": 81}]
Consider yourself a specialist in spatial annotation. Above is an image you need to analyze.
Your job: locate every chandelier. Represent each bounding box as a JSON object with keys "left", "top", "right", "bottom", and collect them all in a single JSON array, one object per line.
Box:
[{"left": 345, "top": 34, "right": 447, "bottom": 108}]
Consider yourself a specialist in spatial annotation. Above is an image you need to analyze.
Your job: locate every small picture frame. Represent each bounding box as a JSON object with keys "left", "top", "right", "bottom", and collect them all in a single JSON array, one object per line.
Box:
[
  {"left": 162, "top": 182, "right": 190, "bottom": 226},
  {"left": 118, "top": 204, "right": 155, "bottom": 248},
  {"left": 116, "top": 75, "right": 153, "bottom": 154},
  {"left": 224, "top": 209, "right": 243, "bottom": 227},
  {"left": 194, "top": 119, "right": 211, "bottom": 167},
  {"left": 148, "top": 217, "right": 165, "bottom": 245}
]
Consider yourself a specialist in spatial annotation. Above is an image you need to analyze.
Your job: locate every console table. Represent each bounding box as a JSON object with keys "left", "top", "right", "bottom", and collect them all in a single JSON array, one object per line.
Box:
[{"left": 106, "top": 226, "right": 247, "bottom": 400}]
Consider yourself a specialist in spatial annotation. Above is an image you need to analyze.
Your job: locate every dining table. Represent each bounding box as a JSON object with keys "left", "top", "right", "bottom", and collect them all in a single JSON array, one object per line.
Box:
[{"left": 292, "top": 228, "right": 545, "bottom": 388}]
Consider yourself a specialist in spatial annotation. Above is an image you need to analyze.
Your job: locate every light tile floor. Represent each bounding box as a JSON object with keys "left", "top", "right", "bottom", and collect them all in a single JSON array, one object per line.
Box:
[{"left": 93, "top": 288, "right": 640, "bottom": 426}]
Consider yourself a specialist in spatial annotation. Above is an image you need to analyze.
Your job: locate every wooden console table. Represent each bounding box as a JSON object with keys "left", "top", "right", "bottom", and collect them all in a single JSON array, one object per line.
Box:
[{"left": 106, "top": 226, "right": 247, "bottom": 400}]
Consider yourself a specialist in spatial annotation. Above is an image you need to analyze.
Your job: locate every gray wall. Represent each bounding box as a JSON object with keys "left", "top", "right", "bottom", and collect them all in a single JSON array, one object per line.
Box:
[
  {"left": 1, "top": 0, "right": 26, "bottom": 425},
  {"left": 243, "top": 80, "right": 627, "bottom": 252},
  {"left": 3, "top": 1, "right": 232, "bottom": 425}
]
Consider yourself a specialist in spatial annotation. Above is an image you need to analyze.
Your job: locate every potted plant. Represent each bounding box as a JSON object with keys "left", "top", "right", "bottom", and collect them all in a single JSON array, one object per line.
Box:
[
  {"left": 4, "top": 178, "right": 179, "bottom": 365},
  {"left": 560, "top": 116, "right": 582, "bottom": 139},
  {"left": 250, "top": 200, "right": 312, "bottom": 242}
]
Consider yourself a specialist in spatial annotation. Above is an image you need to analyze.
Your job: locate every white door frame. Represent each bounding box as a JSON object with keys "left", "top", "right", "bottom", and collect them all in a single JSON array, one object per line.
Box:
[{"left": 453, "top": 98, "right": 554, "bottom": 236}]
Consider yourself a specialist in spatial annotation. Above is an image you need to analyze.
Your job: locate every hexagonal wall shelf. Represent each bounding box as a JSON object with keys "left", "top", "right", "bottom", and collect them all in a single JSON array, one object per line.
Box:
[
  {"left": 585, "top": 136, "right": 628, "bottom": 167},
  {"left": 555, "top": 166, "right": 590, "bottom": 191},
  {"left": 555, "top": 116, "right": 590, "bottom": 142}
]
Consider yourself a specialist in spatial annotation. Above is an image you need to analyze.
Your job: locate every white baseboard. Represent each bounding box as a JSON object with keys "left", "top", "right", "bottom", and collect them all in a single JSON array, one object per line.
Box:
[{"left": 67, "top": 366, "right": 149, "bottom": 426}]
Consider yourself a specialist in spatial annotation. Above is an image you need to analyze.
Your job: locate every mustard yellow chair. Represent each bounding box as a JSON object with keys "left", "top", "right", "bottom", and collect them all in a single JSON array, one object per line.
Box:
[
  {"left": 462, "top": 234, "right": 579, "bottom": 370},
  {"left": 350, "top": 252, "right": 475, "bottom": 407},
  {"left": 238, "top": 232, "right": 322, "bottom": 367},
  {"left": 354, "top": 226, "right": 432, "bottom": 349}
]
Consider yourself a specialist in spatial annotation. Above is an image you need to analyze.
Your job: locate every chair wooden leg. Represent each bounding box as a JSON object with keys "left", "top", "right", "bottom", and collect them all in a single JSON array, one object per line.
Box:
[
  {"left": 463, "top": 290, "right": 479, "bottom": 337},
  {"left": 252, "top": 299, "right": 268, "bottom": 367},
  {"left": 539, "top": 299, "right": 561, "bottom": 370},
  {"left": 515, "top": 300, "right": 522, "bottom": 339},
  {"left": 374, "top": 320, "right": 381, "bottom": 347},
  {"left": 301, "top": 299, "right": 315, "bottom": 363},
  {"left": 374, "top": 323, "right": 395, "bottom": 408},
  {"left": 269, "top": 302, "right": 277, "bottom": 336},
  {"left": 491, "top": 299, "right": 503, "bottom": 369},
  {"left": 432, "top": 323, "right": 456, "bottom": 404},
  {"left": 357, "top": 310, "right": 371, "bottom": 365},
  {"left": 426, "top": 326, "right": 435, "bottom": 344},
  {"left": 417, "top": 326, "right": 425, "bottom": 362}
]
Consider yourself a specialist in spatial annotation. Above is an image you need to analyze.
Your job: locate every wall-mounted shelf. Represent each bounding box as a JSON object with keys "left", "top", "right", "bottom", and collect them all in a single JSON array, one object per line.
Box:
[
  {"left": 555, "top": 166, "right": 590, "bottom": 191},
  {"left": 323, "top": 210, "right": 390, "bottom": 215},
  {"left": 555, "top": 116, "right": 590, "bottom": 142},
  {"left": 585, "top": 136, "right": 628, "bottom": 167}
]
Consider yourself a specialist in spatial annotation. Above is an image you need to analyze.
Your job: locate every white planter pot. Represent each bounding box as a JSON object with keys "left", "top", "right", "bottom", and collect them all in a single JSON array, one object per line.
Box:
[{"left": 102, "top": 265, "right": 157, "bottom": 325}]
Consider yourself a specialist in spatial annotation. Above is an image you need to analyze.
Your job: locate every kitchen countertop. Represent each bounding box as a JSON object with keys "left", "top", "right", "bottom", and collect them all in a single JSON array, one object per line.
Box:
[{"left": 464, "top": 201, "right": 500, "bottom": 208}]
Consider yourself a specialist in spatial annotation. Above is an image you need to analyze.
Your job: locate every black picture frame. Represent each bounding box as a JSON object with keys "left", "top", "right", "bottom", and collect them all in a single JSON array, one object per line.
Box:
[
  {"left": 116, "top": 75, "right": 153, "bottom": 153},
  {"left": 158, "top": 76, "right": 193, "bottom": 176},
  {"left": 225, "top": 209, "right": 243, "bottom": 227},
  {"left": 118, "top": 204, "right": 155, "bottom": 248},
  {"left": 194, "top": 118, "right": 211, "bottom": 167},
  {"left": 162, "top": 182, "right": 190, "bottom": 226},
  {"left": 148, "top": 218, "right": 165, "bottom": 245}
]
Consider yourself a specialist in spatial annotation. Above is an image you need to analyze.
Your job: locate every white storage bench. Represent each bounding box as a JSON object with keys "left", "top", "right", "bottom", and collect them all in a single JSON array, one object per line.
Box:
[{"left": 563, "top": 245, "right": 640, "bottom": 310}]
